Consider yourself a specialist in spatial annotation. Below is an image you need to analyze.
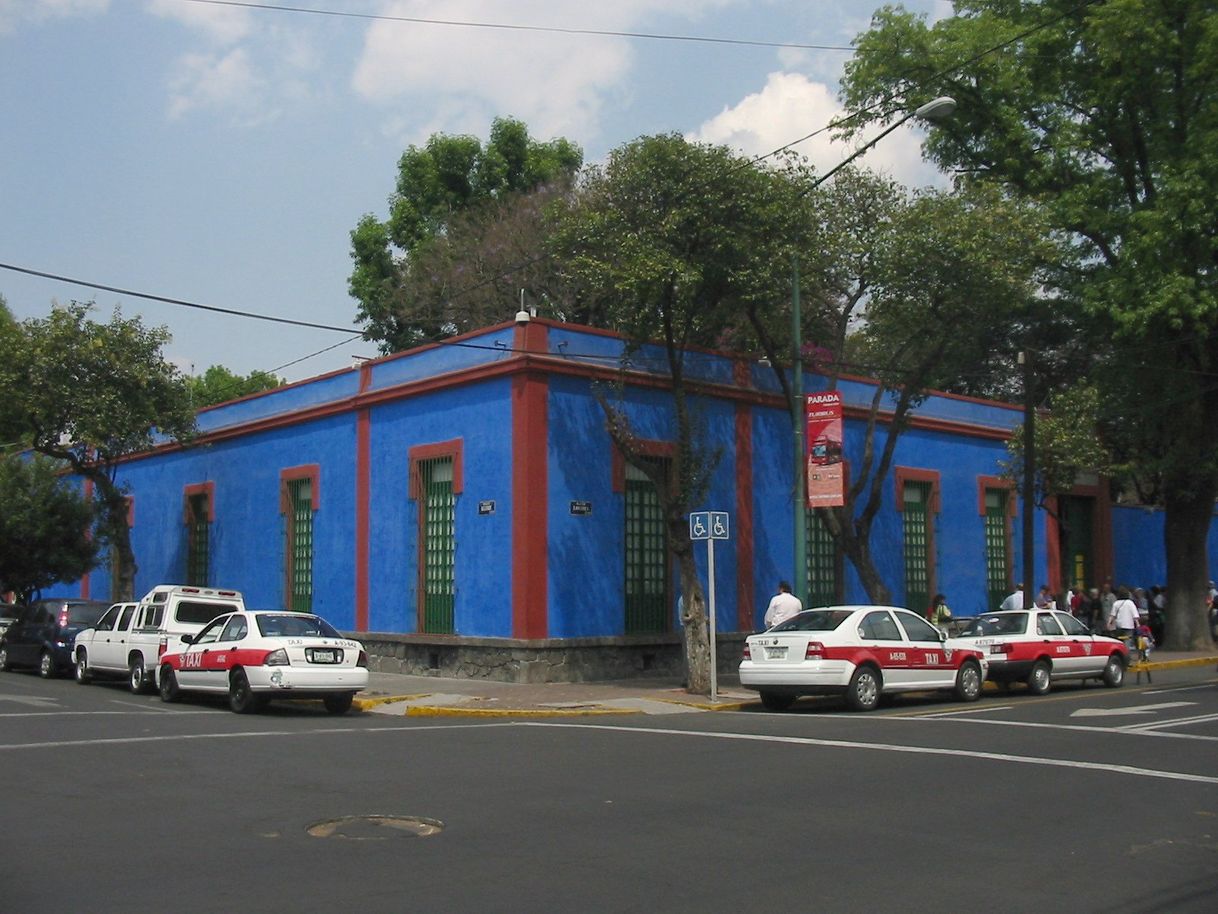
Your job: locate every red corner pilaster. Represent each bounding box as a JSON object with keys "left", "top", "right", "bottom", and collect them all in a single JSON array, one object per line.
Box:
[{"left": 511, "top": 368, "right": 549, "bottom": 639}]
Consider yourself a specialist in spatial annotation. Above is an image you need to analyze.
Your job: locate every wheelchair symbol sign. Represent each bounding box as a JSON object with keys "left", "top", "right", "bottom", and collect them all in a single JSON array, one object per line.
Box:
[{"left": 689, "top": 511, "right": 729, "bottom": 541}]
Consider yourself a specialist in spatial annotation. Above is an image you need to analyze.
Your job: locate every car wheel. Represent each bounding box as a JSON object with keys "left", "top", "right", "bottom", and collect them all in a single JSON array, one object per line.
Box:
[
  {"left": 323, "top": 692, "right": 355, "bottom": 715},
  {"left": 159, "top": 665, "right": 181, "bottom": 703},
  {"left": 1026, "top": 660, "right": 1052, "bottom": 695},
  {"left": 759, "top": 691, "right": 795, "bottom": 712},
  {"left": 228, "top": 669, "right": 265, "bottom": 714},
  {"left": 954, "top": 659, "right": 983, "bottom": 702},
  {"left": 38, "top": 650, "right": 56, "bottom": 679},
  {"left": 75, "top": 651, "right": 92, "bottom": 684},
  {"left": 0, "top": 644, "right": 10, "bottom": 672},
  {"left": 845, "top": 666, "right": 881, "bottom": 712},
  {"left": 1102, "top": 654, "right": 1126, "bottom": 688},
  {"left": 128, "top": 656, "right": 147, "bottom": 694}
]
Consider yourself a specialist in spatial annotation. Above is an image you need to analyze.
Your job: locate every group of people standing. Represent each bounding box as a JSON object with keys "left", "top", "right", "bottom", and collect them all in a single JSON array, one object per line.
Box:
[{"left": 997, "top": 580, "right": 1169, "bottom": 644}]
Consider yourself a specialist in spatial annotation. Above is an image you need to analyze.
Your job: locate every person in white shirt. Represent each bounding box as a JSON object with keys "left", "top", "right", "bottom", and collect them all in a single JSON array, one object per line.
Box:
[
  {"left": 1107, "top": 586, "right": 1139, "bottom": 640},
  {"left": 1000, "top": 584, "right": 1025, "bottom": 611},
  {"left": 763, "top": 581, "right": 803, "bottom": 629}
]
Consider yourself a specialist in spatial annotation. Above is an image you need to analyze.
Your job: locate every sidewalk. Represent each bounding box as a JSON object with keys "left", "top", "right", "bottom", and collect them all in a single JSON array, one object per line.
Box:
[{"left": 354, "top": 650, "right": 1218, "bottom": 717}]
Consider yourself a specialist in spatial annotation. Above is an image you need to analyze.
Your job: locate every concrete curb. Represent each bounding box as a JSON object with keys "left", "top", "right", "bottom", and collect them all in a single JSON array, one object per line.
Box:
[{"left": 1131, "top": 656, "right": 1218, "bottom": 671}]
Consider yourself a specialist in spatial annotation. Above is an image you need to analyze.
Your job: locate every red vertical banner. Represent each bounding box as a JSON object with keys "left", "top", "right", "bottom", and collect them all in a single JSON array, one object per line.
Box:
[{"left": 805, "top": 391, "right": 844, "bottom": 508}]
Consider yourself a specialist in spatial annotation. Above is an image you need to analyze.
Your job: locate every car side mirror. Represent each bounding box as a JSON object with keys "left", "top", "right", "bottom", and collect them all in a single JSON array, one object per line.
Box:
[
  {"left": 180, "top": 634, "right": 194, "bottom": 645},
  {"left": 938, "top": 630, "right": 947, "bottom": 643}
]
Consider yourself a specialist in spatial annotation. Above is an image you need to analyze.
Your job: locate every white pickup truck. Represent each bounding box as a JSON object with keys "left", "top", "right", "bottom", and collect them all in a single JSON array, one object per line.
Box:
[{"left": 73, "top": 585, "right": 245, "bottom": 693}]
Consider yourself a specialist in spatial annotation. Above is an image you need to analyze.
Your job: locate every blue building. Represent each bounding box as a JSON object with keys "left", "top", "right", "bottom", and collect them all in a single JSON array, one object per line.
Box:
[{"left": 63, "top": 318, "right": 1213, "bottom": 680}]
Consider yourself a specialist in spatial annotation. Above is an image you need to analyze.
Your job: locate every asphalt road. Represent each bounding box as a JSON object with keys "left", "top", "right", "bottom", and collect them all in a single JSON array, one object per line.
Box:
[{"left": 2, "top": 665, "right": 1216, "bottom": 913}]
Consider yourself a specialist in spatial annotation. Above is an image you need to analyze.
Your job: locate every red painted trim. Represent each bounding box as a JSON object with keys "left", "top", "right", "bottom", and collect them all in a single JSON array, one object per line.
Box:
[
  {"left": 610, "top": 440, "right": 678, "bottom": 493},
  {"left": 1046, "top": 495, "right": 1061, "bottom": 593},
  {"left": 513, "top": 319, "right": 549, "bottom": 354},
  {"left": 354, "top": 409, "right": 370, "bottom": 632},
  {"left": 407, "top": 439, "right": 464, "bottom": 499},
  {"left": 183, "top": 482, "right": 216, "bottom": 523},
  {"left": 734, "top": 404, "right": 754, "bottom": 632},
  {"left": 279, "top": 465, "right": 320, "bottom": 514},
  {"left": 512, "top": 372, "right": 549, "bottom": 639},
  {"left": 894, "top": 467, "right": 941, "bottom": 513}
]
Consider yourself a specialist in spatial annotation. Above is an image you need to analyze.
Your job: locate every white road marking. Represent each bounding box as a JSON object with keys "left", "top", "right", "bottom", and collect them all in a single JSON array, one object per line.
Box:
[
  {"left": 525, "top": 722, "right": 1218, "bottom": 785},
  {"left": 1070, "top": 701, "right": 1195, "bottom": 718},
  {"left": 1145, "top": 684, "right": 1217, "bottom": 695},
  {"left": 0, "top": 695, "right": 58, "bottom": 707},
  {"left": 916, "top": 705, "right": 1014, "bottom": 718},
  {"left": 883, "top": 714, "right": 1218, "bottom": 742},
  {"left": 1119, "top": 713, "right": 1218, "bottom": 732}
]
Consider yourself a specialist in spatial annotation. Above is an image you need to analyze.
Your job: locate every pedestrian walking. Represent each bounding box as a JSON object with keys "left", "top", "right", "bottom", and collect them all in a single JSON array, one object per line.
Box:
[
  {"left": 763, "top": 581, "right": 802, "bottom": 629},
  {"left": 1107, "top": 587, "right": 1139, "bottom": 642},
  {"left": 1000, "top": 584, "right": 1024, "bottom": 611},
  {"left": 927, "top": 593, "right": 952, "bottom": 634}
]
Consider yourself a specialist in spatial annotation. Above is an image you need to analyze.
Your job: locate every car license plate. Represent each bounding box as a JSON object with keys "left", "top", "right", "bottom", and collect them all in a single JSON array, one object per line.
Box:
[
  {"left": 764, "top": 646, "right": 788, "bottom": 660},
  {"left": 308, "top": 648, "right": 341, "bottom": 664}
]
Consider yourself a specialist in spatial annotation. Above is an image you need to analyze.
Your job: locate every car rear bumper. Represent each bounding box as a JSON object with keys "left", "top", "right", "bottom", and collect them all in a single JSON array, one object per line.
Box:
[
  {"left": 738, "top": 661, "right": 853, "bottom": 692},
  {"left": 245, "top": 665, "right": 369, "bottom": 693}
]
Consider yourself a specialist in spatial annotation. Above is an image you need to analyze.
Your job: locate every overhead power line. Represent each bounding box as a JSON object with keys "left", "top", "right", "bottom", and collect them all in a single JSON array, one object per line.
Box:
[{"left": 180, "top": 0, "right": 857, "bottom": 51}]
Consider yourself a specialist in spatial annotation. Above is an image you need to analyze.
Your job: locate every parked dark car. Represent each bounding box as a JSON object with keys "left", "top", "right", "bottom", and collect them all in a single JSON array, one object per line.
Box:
[
  {"left": 0, "top": 599, "right": 110, "bottom": 678},
  {"left": 0, "top": 602, "right": 19, "bottom": 638}
]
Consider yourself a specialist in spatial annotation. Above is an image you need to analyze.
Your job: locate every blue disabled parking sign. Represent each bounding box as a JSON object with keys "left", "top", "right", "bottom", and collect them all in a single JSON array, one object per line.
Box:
[{"left": 689, "top": 511, "right": 729, "bottom": 541}]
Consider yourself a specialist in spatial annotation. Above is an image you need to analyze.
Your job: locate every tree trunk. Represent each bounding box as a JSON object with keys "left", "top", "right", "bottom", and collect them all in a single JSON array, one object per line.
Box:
[
  {"left": 674, "top": 532, "right": 712, "bottom": 695},
  {"left": 1162, "top": 484, "right": 1217, "bottom": 651},
  {"left": 90, "top": 469, "right": 137, "bottom": 601},
  {"left": 832, "top": 513, "right": 892, "bottom": 605}
]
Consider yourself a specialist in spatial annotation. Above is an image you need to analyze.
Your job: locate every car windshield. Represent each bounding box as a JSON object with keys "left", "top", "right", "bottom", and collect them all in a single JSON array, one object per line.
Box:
[
  {"left": 770, "top": 610, "right": 854, "bottom": 633},
  {"left": 67, "top": 603, "right": 109, "bottom": 625},
  {"left": 255, "top": 613, "right": 342, "bottom": 639},
  {"left": 957, "top": 614, "right": 1028, "bottom": 636}
]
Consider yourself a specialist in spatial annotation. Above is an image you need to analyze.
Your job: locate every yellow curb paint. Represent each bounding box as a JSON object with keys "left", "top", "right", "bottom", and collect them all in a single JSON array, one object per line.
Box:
[{"left": 403, "top": 706, "right": 643, "bottom": 718}]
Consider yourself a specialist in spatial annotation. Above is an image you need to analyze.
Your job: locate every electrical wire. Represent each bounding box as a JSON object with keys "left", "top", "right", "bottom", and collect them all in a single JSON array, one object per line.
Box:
[{"left": 179, "top": 0, "right": 856, "bottom": 51}]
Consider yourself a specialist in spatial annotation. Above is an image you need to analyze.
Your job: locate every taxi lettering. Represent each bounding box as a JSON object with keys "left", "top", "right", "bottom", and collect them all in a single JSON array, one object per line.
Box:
[
  {"left": 924, "top": 653, "right": 939, "bottom": 665},
  {"left": 182, "top": 653, "right": 204, "bottom": 669},
  {"left": 1056, "top": 645, "right": 1070, "bottom": 654},
  {"left": 889, "top": 651, "right": 907, "bottom": 661}
]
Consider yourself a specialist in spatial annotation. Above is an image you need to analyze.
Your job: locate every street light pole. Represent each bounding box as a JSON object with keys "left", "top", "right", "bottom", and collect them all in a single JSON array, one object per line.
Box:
[{"left": 790, "top": 96, "right": 957, "bottom": 605}]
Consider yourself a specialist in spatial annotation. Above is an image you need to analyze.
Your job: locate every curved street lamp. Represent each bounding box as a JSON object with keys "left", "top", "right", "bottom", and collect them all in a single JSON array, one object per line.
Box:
[{"left": 791, "top": 97, "right": 957, "bottom": 606}]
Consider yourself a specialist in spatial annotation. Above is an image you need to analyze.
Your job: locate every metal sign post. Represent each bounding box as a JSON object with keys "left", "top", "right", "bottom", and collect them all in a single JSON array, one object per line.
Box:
[{"left": 688, "top": 511, "right": 730, "bottom": 702}]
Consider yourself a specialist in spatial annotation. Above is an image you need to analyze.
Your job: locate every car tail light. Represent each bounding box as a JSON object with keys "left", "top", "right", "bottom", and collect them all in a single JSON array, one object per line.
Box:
[
  {"left": 158, "top": 637, "right": 167, "bottom": 659},
  {"left": 742, "top": 643, "right": 752, "bottom": 661},
  {"left": 264, "top": 648, "right": 289, "bottom": 666},
  {"left": 990, "top": 643, "right": 1012, "bottom": 654},
  {"left": 57, "top": 608, "right": 70, "bottom": 628},
  {"left": 357, "top": 650, "right": 368, "bottom": 668},
  {"left": 805, "top": 641, "right": 825, "bottom": 659}
]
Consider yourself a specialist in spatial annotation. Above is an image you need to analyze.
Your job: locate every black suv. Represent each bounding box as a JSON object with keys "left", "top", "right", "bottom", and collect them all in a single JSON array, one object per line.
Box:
[{"left": 0, "top": 599, "right": 110, "bottom": 678}]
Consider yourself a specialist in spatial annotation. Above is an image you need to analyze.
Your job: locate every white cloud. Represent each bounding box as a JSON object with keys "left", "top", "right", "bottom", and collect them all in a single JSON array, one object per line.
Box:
[
  {"left": 689, "top": 71, "right": 947, "bottom": 188},
  {"left": 0, "top": 0, "right": 108, "bottom": 34},
  {"left": 145, "top": 0, "right": 252, "bottom": 45},
  {"left": 351, "top": 0, "right": 736, "bottom": 144},
  {"left": 167, "top": 47, "right": 270, "bottom": 122}
]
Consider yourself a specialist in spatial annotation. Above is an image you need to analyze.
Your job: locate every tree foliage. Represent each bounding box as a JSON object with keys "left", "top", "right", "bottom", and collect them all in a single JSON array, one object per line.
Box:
[
  {"left": 187, "top": 364, "right": 283, "bottom": 409},
  {"left": 0, "top": 302, "right": 196, "bottom": 600},
  {"left": 350, "top": 117, "right": 583, "bottom": 352},
  {"left": 0, "top": 454, "right": 99, "bottom": 602},
  {"left": 843, "top": 0, "right": 1218, "bottom": 647},
  {"left": 550, "top": 134, "right": 792, "bottom": 694}
]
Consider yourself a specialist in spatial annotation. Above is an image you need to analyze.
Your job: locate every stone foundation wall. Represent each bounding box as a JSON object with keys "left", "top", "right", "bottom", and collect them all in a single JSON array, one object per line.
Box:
[{"left": 352, "top": 631, "right": 749, "bottom": 684}]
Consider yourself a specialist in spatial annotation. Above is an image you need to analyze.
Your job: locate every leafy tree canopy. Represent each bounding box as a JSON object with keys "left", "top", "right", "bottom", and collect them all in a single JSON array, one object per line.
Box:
[
  {"left": 350, "top": 116, "right": 583, "bottom": 352},
  {"left": 187, "top": 364, "right": 283, "bottom": 409},
  {"left": 0, "top": 454, "right": 99, "bottom": 603}
]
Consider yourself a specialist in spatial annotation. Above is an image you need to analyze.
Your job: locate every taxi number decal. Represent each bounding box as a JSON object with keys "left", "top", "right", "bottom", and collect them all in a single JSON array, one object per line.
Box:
[
  {"left": 889, "top": 651, "right": 907, "bottom": 661},
  {"left": 1055, "top": 646, "right": 1070, "bottom": 654}
]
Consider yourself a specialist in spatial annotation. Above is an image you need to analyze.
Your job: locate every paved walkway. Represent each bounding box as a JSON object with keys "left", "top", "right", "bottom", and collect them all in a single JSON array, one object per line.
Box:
[{"left": 354, "top": 650, "right": 1218, "bottom": 717}]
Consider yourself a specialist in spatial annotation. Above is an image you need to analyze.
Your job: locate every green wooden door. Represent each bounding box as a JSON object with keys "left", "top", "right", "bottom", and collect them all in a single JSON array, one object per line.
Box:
[
  {"left": 624, "top": 462, "right": 669, "bottom": 634},
  {"left": 903, "top": 481, "right": 931, "bottom": 613},
  {"left": 984, "top": 488, "right": 1010, "bottom": 610},
  {"left": 420, "top": 457, "right": 455, "bottom": 634},
  {"left": 286, "top": 478, "right": 313, "bottom": 612}
]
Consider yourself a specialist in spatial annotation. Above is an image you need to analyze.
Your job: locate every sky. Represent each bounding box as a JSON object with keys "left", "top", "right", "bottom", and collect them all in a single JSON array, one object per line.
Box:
[{"left": 0, "top": 0, "right": 952, "bottom": 383}]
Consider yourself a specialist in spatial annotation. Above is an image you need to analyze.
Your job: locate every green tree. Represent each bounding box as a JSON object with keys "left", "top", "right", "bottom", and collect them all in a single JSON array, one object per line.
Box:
[
  {"left": 0, "top": 302, "right": 196, "bottom": 600},
  {"left": 350, "top": 116, "right": 583, "bottom": 352},
  {"left": 843, "top": 0, "right": 1218, "bottom": 648},
  {"left": 187, "top": 364, "right": 283, "bottom": 409},
  {"left": 551, "top": 134, "right": 792, "bottom": 695},
  {"left": 0, "top": 454, "right": 99, "bottom": 602}
]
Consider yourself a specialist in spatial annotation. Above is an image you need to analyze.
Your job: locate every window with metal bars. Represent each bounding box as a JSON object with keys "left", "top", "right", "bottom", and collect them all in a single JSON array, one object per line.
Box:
[
  {"left": 902, "top": 480, "right": 933, "bottom": 614},
  {"left": 285, "top": 477, "right": 313, "bottom": 612},
  {"left": 624, "top": 459, "right": 669, "bottom": 634},
  {"left": 983, "top": 488, "right": 1011, "bottom": 609},
  {"left": 186, "top": 492, "right": 210, "bottom": 587},
  {"left": 806, "top": 510, "right": 839, "bottom": 607},
  {"left": 419, "top": 456, "right": 455, "bottom": 634}
]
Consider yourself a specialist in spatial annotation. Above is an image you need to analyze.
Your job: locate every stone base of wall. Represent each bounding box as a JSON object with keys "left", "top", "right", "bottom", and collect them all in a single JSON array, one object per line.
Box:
[{"left": 353, "top": 631, "right": 749, "bottom": 684}]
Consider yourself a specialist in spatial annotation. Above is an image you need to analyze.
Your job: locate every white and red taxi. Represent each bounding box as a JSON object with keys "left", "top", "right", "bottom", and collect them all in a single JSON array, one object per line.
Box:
[
  {"left": 739, "top": 605, "right": 988, "bottom": 712},
  {"left": 158, "top": 610, "right": 369, "bottom": 714},
  {"left": 952, "top": 609, "right": 1129, "bottom": 694}
]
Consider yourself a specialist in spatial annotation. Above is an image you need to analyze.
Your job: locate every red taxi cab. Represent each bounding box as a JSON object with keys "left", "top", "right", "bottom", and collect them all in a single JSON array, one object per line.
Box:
[
  {"left": 952, "top": 609, "right": 1128, "bottom": 694},
  {"left": 739, "top": 605, "right": 988, "bottom": 712},
  {"left": 158, "top": 610, "right": 369, "bottom": 714}
]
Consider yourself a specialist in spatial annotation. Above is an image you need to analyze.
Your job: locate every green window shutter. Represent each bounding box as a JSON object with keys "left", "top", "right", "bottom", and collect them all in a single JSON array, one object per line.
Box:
[
  {"left": 420, "top": 457, "right": 455, "bottom": 634},
  {"left": 624, "top": 460, "right": 669, "bottom": 634},
  {"left": 186, "top": 492, "right": 210, "bottom": 587},
  {"left": 984, "top": 489, "right": 1010, "bottom": 610},
  {"left": 903, "top": 481, "right": 931, "bottom": 613},
  {"left": 806, "top": 510, "right": 838, "bottom": 607},
  {"left": 287, "top": 478, "right": 313, "bottom": 612}
]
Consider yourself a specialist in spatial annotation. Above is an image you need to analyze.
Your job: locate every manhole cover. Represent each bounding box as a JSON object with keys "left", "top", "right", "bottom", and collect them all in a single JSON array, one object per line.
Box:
[{"left": 306, "top": 815, "right": 444, "bottom": 840}]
